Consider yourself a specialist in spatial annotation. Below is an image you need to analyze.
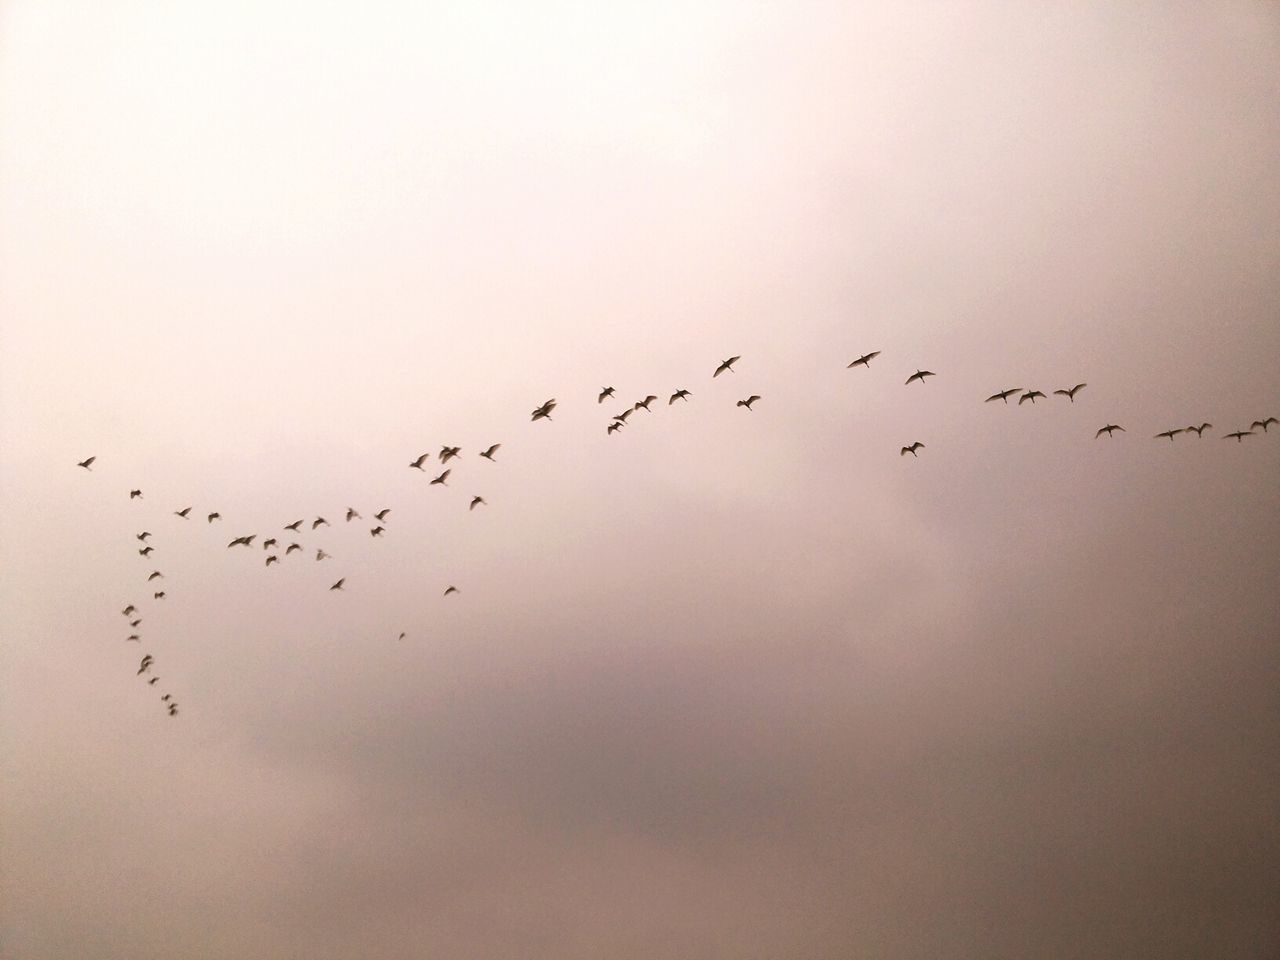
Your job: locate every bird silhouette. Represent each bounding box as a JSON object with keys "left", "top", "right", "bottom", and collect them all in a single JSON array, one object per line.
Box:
[
  {"left": 126, "top": 634, "right": 140, "bottom": 642},
  {"left": 374, "top": 509, "right": 391, "bottom": 522},
  {"left": 901, "top": 442, "right": 925, "bottom": 457},
  {"left": 714, "top": 356, "right": 741, "bottom": 377},
  {"left": 1252, "top": 417, "right": 1277, "bottom": 433},
  {"left": 207, "top": 512, "right": 220, "bottom": 523},
  {"left": 345, "top": 508, "right": 360, "bottom": 522},
  {"left": 286, "top": 543, "right": 302, "bottom": 554},
  {"left": 147, "top": 571, "right": 163, "bottom": 581},
  {"left": 469, "top": 496, "right": 486, "bottom": 511},
  {"left": 1186, "top": 423, "right": 1212, "bottom": 437},
  {"left": 138, "top": 546, "right": 154, "bottom": 557},
  {"left": 227, "top": 535, "right": 256, "bottom": 548},
  {"left": 905, "top": 370, "right": 935, "bottom": 385},
  {"left": 284, "top": 519, "right": 303, "bottom": 531},
  {"left": 77, "top": 456, "right": 96, "bottom": 470},
  {"left": 737, "top": 395, "right": 761, "bottom": 410},
  {"left": 316, "top": 549, "right": 331, "bottom": 561},
  {"left": 312, "top": 517, "right": 328, "bottom": 530},
  {"left": 147, "top": 676, "right": 158, "bottom": 685},
  {"left": 174, "top": 507, "right": 191, "bottom": 518},
  {"left": 262, "top": 538, "right": 277, "bottom": 550},
  {"left": 137, "top": 657, "right": 153, "bottom": 675},
  {"left": 370, "top": 526, "right": 385, "bottom": 537},
  {"left": 409, "top": 453, "right": 430, "bottom": 470},
  {"left": 847, "top": 351, "right": 881, "bottom": 369},
  {"left": 397, "top": 632, "right": 407, "bottom": 641},
  {"left": 430, "top": 469, "right": 451, "bottom": 486},
  {"left": 129, "top": 619, "right": 141, "bottom": 628},
  {"left": 1155, "top": 429, "right": 1184, "bottom": 441},
  {"left": 598, "top": 387, "right": 615, "bottom": 404},
  {"left": 480, "top": 445, "right": 501, "bottom": 460},
  {"left": 440, "top": 446, "right": 461, "bottom": 463},
  {"left": 265, "top": 555, "right": 279, "bottom": 566},
  {"left": 634, "top": 395, "right": 658, "bottom": 412},
  {"left": 669, "top": 389, "right": 691, "bottom": 403},
  {"left": 330, "top": 578, "right": 345, "bottom": 590},
  {"left": 161, "top": 694, "right": 172, "bottom": 702},
  {"left": 1054, "top": 383, "right": 1087, "bottom": 402},
  {"left": 444, "top": 586, "right": 458, "bottom": 596},
  {"left": 607, "top": 422, "right": 623, "bottom": 435},
  {"left": 985, "top": 388, "right": 1022, "bottom": 404},
  {"left": 153, "top": 591, "right": 165, "bottom": 599},
  {"left": 130, "top": 490, "right": 143, "bottom": 499},
  {"left": 1095, "top": 424, "right": 1125, "bottom": 438},
  {"left": 122, "top": 605, "right": 136, "bottom": 617},
  {"left": 613, "top": 409, "right": 634, "bottom": 423},
  {"left": 136, "top": 532, "right": 151, "bottom": 542},
  {"left": 531, "top": 399, "right": 556, "bottom": 421},
  {"left": 1224, "top": 430, "right": 1254, "bottom": 442},
  {"left": 1019, "top": 390, "right": 1045, "bottom": 405}
]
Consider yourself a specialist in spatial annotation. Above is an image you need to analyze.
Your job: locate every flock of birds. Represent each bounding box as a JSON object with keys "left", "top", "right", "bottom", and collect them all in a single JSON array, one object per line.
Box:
[{"left": 77, "top": 351, "right": 1275, "bottom": 719}]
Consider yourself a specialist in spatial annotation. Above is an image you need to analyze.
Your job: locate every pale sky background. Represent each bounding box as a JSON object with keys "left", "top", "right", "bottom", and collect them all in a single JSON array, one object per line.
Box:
[{"left": 2, "top": 2, "right": 1279, "bottom": 957}]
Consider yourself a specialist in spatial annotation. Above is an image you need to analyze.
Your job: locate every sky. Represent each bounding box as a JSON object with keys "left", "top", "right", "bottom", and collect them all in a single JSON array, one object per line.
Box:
[{"left": 2, "top": 2, "right": 1278, "bottom": 957}]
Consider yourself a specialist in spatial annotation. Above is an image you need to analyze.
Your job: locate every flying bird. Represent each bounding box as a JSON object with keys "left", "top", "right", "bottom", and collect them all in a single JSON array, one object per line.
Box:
[
  {"left": 598, "top": 387, "right": 615, "bottom": 404},
  {"left": 126, "top": 634, "right": 140, "bottom": 642},
  {"left": 1185, "top": 423, "right": 1212, "bottom": 437},
  {"left": 1223, "top": 430, "right": 1254, "bottom": 442},
  {"left": 737, "top": 395, "right": 761, "bottom": 410},
  {"left": 147, "top": 571, "right": 163, "bottom": 581},
  {"left": 1155, "top": 429, "right": 1184, "bottom": 441},
  {"left": 1095, "top": 424, "right": 1125, "bottom": 438},
  {"left": 901, "top": 442, "right": 925, "bottom": 457},
  {"left": 265, "top": 555, "right": 279, "bottom": 566},
  {"left": 284, "top": 519, "right": 303, "bottom": 531},
  {"left": 153, "top": 591, "right": 165, "bottom": 599},
  {"left": 161, "top": 694, "right": 172, "bottom": 702},
  {"left": 370, "top": 526, "right": 384, "bottom": 537},
  {"left": 147, "top": 677, "right": 158, "bottom": 685},
  {"left": 440, "top": 446, "right": 461, "bottom": 463},
  {"left": 444, "top": 586, "right": 458, "bottom": 596},
  {"left": 612, "top": 408, "right": 633, "bottom": 423},
  {"left": 330, "top": 578, "right": 345, "bottom": 591},
  {"left": 138, "top": 546, "right": 154, "bottom": 557},
  {"left": 174, "top": 507, "right": 191, "bottom": 518},
  {"left": 634, "top": 395, "right": 658, "bottom": 412},
  {"left": 397, "top": 632, "right": 406, "bottom": 641},
  {"left": 168, "top": 705, "right": 178, "bottom": 717},
  {"left": 905, "top": 370, "right": 935, "bottom": 385},
  {"left": 409, "top": 453, "right": 430, "bottom": 470},
  {"left": 374, "top": 508, "right": 391, "bottom": 521},
  {"left": 985, "top": 388, "right": 1022, "bottom": 404},
  {"left": 227, "top": 535, "right": 256, "bottom": 548},
  {"left": 1054, "top": 383, "right": 1087, "bottom": 402},
  {"left": 430, "top": 469, "right": 451, "bottom": 486},
  {"left": 77, "top": 456, "right": 96, "bottom": 470},
  {"left": 669, "top": 389, "right": 691, "bottom": 404},
  {"left": 1019, "top": 390, "right": 1046, "bottom": 405},
  {"left": 531, "top": 399, "right": 556, "bottom": 421},
  {"left": 130, "top": 619, "right": 141, "bottom": 628},
  {"left": 207, "top": 512, "right": 220, "bottom": 523},
  {"left": 847, "top": 351, "right": 881, "bottom": 369},
  {"left": 713, "top": 356, "right": 741, "bottom": 377},
  {"left": 137, "top": 657, "right": 153, "bottom": 675},
  {"left": 469, "top": 496, "right": 486, "bottom": 511},
  {"left": 312, "top": 517, "right": 328, "bottom": 530},
  {"left": 607, "top": 422, "right": 623, "bottom": 435},
  {"left": 122, "top": 605, "right": 136, "bottom": 617},
  {"left": 345, "top": 508, "right": 361, "bottom": 522},
  {"left": 286, "top": 543, "right": 302, "bottom": 554},
  {"left": 1251, "top": 417, "right": 1277, "bottom": 433},
  {"left": 136, "top": 532, "right": 151, "bottom": 542},
  {"left": 262, "top": 538, "right": 277, "bottom": 550},
  {"left": 316, "top": 549, "right": 331, "bottom": 561},
  {"left": 480, "top": 445, "right": 500, "bottom": 461},
  {"left": 130, "top": 490, "right": 143, "bottom": 499}
]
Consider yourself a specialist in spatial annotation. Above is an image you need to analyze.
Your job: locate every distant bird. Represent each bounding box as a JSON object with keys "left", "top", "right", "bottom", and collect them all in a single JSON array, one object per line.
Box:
[
  {"left": 598, "top": 387, "right": 615, "bottom": 404},
  {"left": 161, "top": 694, "right": 172, "bottom": 702},
  {"left": 265, "top": 555, "right": 279, "bottom": 566},
  {"left": 905, "top": 370, "right": 935, "bottom": 385},
  {"left": 397, "top": 632, "right": 406, "bottom": 641},
  {"left": 1155, "top": 429, "right": 1184, "bottom": 441},
  {"left": 345, "top": 507, "right": 360, "bottom": 522},
  {"left": 900, "top": 442, "right": 925, "bottom": 457},
  {"left": 137, "top": 657, "right": 153, "bottom": 675},
  {"left": 126, "top": 634, "right": 140, "bottom": 642},
  {"left": 147, "top": 676, "right": 158, "bottom": 685},
  {"left": 1054, "top": 383, "right": 1087, "bottom": 402},
  {"left": 430, "top": 469, "right": 451, "bottom": 486},
  {"left": 1252, "top": 417, "right": 1277, "bottom": 433},
  {"left": 634, "top": 395, "right": 658, "bottom": 412},
  {"left": 713, "top": 356, "right": 741, "bottom": 377},
  {"left": 1095, "top": 424, "right": 1125, "bottom": 438},
  {"left": 531, "top": 398, "right": 556, "bottom": 421},
  {"left": 370, "top": 526, "right": 384, "bottom": 537},
  {"left": 330, "top": 578, "right": 345, "bottom": 591},
  {"left": 1019, "top": 390, "right": 1045, "bottom": 405},
  {"left": 136, "top": 532, "right": 151, "bottom": 542},
  {"left": 737, "top": 395, "right": 761, "bottom": 410},
  {"left": 669, "top": 389, "right": 691, "bottom": 404},
  {"left": 77, "top": 456, "right": 96, "bottom": 470},
  {"left": 847, "top": 351, "right": 881, "bottom": 369},
  {"left": 207, "top": 512, "right": 220, "bottom": 523},
  {"left": 130, "top": 489, "right": 143, "bottom": 499},
  {"left": 613, "top": 409, "right": 634, "bottom": 423},
  {"left": 374, "top": 508, "right": 391, "bottom": 521},
  {"left": 138, "top": 546, "right": 154, "bottom": 557},
  {"left": 312, "top": 517, "right": 328, "bottom": 530},
  {"left": 1223, "top": 430, "right": 1254, "bottom": 442},
  {"left": 227, "top": 535, "right": 256, "bottom": 548},
  {"left": 607, "top": 422, "right": 623, "bottom": 435},
  {"left": 147, "top": 571, "right": 163, "bottom": 581},
  {"left": 409, "top": 453, "right": 430, "bottom": 470},
  {"left": 469, "top": 496, "right": 486, "bottom": 511},
  {"left": 480, "top": 445, "right": 500, "bottom": 461},
  {"left": 129, "top": 619, "right": 141, "bottom": 628},
  {"left": 153, "top": 591, "right": 165, "bottom": 599},
  {"left": 985, "top": 388, "right": 1022, "bottom": 404},
  {"left": 440, "top": 446, "right": 461, "bottom": 463},
  {"left": 316, "top": 549, "right": 332, "bottom": 561},
  {"left": 444, "top": 586, "right": 458, "bottom": 596},
  {"left": 174, "top": 507, "right": 191, "bottom": 518},
  {"left": 122, "top": 605, "right": 136, "bottom": 617},
  {"left": 1185, "top": 423, "right": 1212, "bottom": 437},
  {"left": 262, "top": 538, "right": 277, "bottom": 550},
  {"left": 286, "top": 543, "right": 302, "bottom": 554},
  {"left": 167, "top": 705, "right": 178, "bottom": 717}
]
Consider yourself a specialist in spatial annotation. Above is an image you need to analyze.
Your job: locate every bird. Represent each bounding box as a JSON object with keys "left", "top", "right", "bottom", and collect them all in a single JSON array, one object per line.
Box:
[
  {"left": 1224, "top": 430, "right": 1254, "bottom": 442},
  {"left": 129, "top": 619, "right": 141, "bottom": 628},
  {"left": 713, "top": 356, "right": 741, "bottom": 377},
  {"left": 137, "top": 657, "right": 153, "bottom": 675},
  {"left": 316, "top": 549, "right": 332, "bottom": 561},
  {"left": 312, "top": 517, "right": 328, "bottom": 530},
  {"left": 1186, "top": 423, "right": 1212, "bottom": 437},
  {"left": 147, "top": 571, "right": 163, "bottom": 581},
  {"left": 167, "top": 705, "right": 178, "bottom": 717},
  {"left": 669, "top": 389, "right": 691, "bottom": 404},
  {"left": 77, "top": 456, "right": 96, "bottom": 470},
  {"left": 283, "top": 519, "right": 303, "bottom": 531},
  {"left": 612, "top": 408, "right": 634, "bottom": 423},
  {"left": 1054, "top": 383, "right": 1087, "bottom": 402},
  {"left": 147, "top": 676, "right": 158, "bottom": 685},
  {"left": 1155, "top": 429, "right": 1184, "bottom": 441},
  {"left": 607, "top": 422, "right": 623, "bottom": 435},
  {"left": 130, "top": 489, "right": 143, "bottom": 499},
  {"left": 262, "top": 538, "right": 277, "bottom": 550},
  {"left": 469, "top": 496, "right": 486, "bottom": 511},
  {"left": 847, "top": 351, "right": 881, "bottom": 369},
  {"left": 598, "top": 387, "right": 615, "bottom": 404},
  {"left": 161, "top": 694, "right": 172, "bottom": 702},
  {"left": 634, "top": 395, "right": 658, "bottom": 412},
  {"left": 374, "top": 508, "right": 391, "bottom": 521},
  {"left": 480, "top": 445, "right": 500, "bottom": 461},
  {"left": 227, "top": 535, "right": 256, "bottom": 548},
  {"left": 122, "top": 605, "right": 136, "bottom": 617},
  {"left": 138, "top": 546, "right": 154, "bottom": 557},
  {"left": 370, "top": 526, "right": 385, "bottom": 537},
  {"left": 265, "top": 555, "right": 279, "bottom": 566},
  {"left": 207, "top": 512, "right": 220, "bottom": 523},
  {"left": 286, "top": 543, "right": 302, "bottom": 554},
  {"left": 444, "top": 586, "right": 458, "bottom": 596},
  {"left": 440, "top": 446, "right": 461, "bottom": 463},
  {"left": 985, "top": 388, "right": 1022, "bottom": 404},
  {"left": 1252, "top": 417, "right": 1277, "bottom": 433},
  {"left": 409, "top": 453, "right": 430, "bottom": 470},
  {"left": 174, "top": 507, "right": 191, "bottom": 519},
  {"left": 126, "top": 634, "right": 140, "bottom": 642},
  {"left": 430, "top": 469, "right": 451, "bottom": 486},
  {"left": 1019, "top": 390, "right": 1046, "bottom": 405},
  {"left": 345, "top": 507, "right": 360, "bottom": 522},
  {"left": 1095, "top": 424, "right": 1125, "bottom": 438},
  {"left": 153, "top": 591, "right": 165, "bottom": 599},
  {"left": 737, "top": 395, "right": 761, "bottom": 410},
  {"left": 901, "top": 442, "right": 925, "bottom": 457},
  {"left": 397, "top": 632, "right": 406, "bottom": 641},
  {"left": 905, "top": 370, "right": 935, "bottom": 385},
  {"left": 531, "top": 399, "right": 556, "bottom": 421},
  {"left": 136, "top": 532, "right": 151, "bottom": 542},
  {"left": 330, "top": 578, "right": 345, "bottom": 591}
]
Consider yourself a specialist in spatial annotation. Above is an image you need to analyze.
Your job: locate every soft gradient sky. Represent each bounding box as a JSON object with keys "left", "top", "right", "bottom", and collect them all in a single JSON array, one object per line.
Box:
[{"left": 2, "top": 2, "right": 1278, "bottom": 957}]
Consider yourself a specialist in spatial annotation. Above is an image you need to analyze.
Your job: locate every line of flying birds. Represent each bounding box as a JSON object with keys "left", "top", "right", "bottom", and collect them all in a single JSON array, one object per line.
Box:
[{"left": 78, "top": 352, "right": 1274, "bottom": 718}]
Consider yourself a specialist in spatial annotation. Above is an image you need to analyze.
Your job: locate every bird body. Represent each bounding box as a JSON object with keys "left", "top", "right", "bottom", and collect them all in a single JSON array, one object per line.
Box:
[
  {"left": 174, "top": 507, "right": 191, "bottom": 518},
  {"left": 312, "top": 517, "right": 328, "bottom": 530},
  {"left": 77, "top": 456, "right": 96, "bottom": 470},
  {"left": 440, "top": 446, "right": 461, "bottom": 463},
  {"left": 737, "top": 395, "right": 761, "bottom": 410},
  {"left": 634, "top": 395, "right": 657, "bottom": 412},
  {"left": 1019, "top": 390, "right": 1045, "bottom": 405},
  {"left": 431, "top": 469, "right": 451, "bottom": 486},
  {"left": 227, "top": 535, "right": 256, "bottom": 548},
  {"left": 265, "top": 555, "right": 279, "bottom": 566},
  {"left": 905, "top": 370, "right": 935, "bottom": 385},
  {"left": 607, "top": 422, "right": 623, "bottom": 435},
  {"left": 330, "top": 578, "right": 345, "bottom": 590},
  {"left": 374, "top": 509, "right": 391, "bottom": 521},
  {"left": 409, "top": 454, "right": 430, "bottom": 470},
  {"left": 598, "top": 387, "right": 615, "bottom": 404},
  {"left": 153, "top": 591, "right": 165, "bottom": 599},
  {"left": 138, "top": 547, "right": 153, "bottom": 557},
  {"left": 346, "top": 508, "right": 361, "bottom": 522},
  {"left": 147, "top": 571, "right": 163, "bottom": 581},
  {"left": 1155, "top": 429, "right": 1184, "bottom": 441},
  {"left": 130, "top": 490, "right": 143, "bottom": 499},
  {"left": 285, "top": 520, "right": 303, "bottom": 531},
  {"left": 262, "top": 538, "right": 277, "bottom": 550},
  {"left": 986, "top": 388, "right": 1021, "bottom": 404},
  {"left": 531, "top": 399, "right": 556, "bottom": 421},
  {"left": 1095, "top": 424, "right": 1125, "bottom": 438},
  {"left": 316, "top": 549, "right": 331, "bottom": 561},
  {"left": 713, "top": 356, "right": 741, "bottom": 377},
  {"left": 901, "top": 442, "right": 925, "bottom": 457},
  {"left": 613, "top": 409, "right": 633, "bottom": 423},
  {"left": 286, "top": 543, "right": 302, "bottom": 554},
  {"left": 847, "top": 351, "right": 881, "bottom": 369},
  {"left": 444, "top": 586, "right": 458, "bottom": 596},
  {"left": 1224, "top": 430, "right": 1254, "bottom": 442},
  {"left": 207, "top": 512, "right": 220, "bottom": 523},
  {"left": 669, "top": 389, "right": 691, "bottom": 404},
  {"left": 370, "top": 526, "right": 385, "bottom": 537},
  {"left": 1054, "top": 383, "right": 1087, "bottom": 402},
  {"left": 1185, "top": 423, "right": 1212, "bottom": 437},
  {"left": 136, "top": 532, "right": 151, "bottom": 542},
  {"left": 480, "top": 445, "right": 500, "bottom": 460},
  {"left": 122, "top": 605, "right": 136, "bottom": 616},
  {"left": 1252, "top": 417, "right": 1277, "bottom": 433},
  {"left": 469, "top": 496, "right": 485, "bottom": 510}
]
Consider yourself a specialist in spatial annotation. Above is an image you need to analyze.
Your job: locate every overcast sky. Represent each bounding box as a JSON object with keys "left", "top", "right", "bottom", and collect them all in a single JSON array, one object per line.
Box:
[{"left": 2, "top": 2, "right": 1278, "bottom": 957}]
